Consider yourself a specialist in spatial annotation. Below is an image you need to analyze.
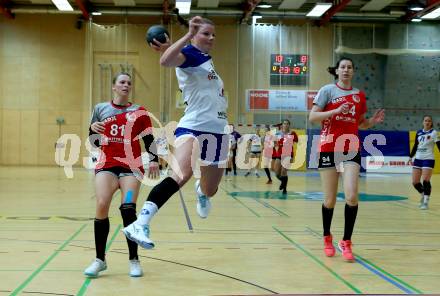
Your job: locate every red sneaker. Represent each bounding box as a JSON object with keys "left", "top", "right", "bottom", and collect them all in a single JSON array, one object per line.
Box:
[
  {"left": 323, "top": 235, "right": 335, "bottom": 257},
  {"left": 338, "top": 240, "right": 355, "bottom": 262}
]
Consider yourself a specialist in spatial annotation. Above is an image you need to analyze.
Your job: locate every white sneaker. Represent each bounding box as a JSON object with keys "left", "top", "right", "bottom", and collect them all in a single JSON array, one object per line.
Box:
[
  {"left": 420, "top": 202, "right": 428, "bottom": 210},
  {"left": 129, "top": 259, "right": 143, "bottom": 277},
  {"left": 419, "top": 193, "right": 424, "bottom": 207},
  {"left": 84, "top": 258, "right": 107, "bottom": 277},
  {"left": 195, "top": 180, "right": 211, "bottom": 219},
  {"left": 122, "top": 223, "right": 155, "bottom": 249}
]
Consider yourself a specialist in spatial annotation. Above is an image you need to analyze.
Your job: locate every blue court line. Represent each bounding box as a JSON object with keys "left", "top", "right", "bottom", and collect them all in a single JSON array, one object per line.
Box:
[
  {"left": 219, "top": 185, "right": 261, "bottom": 217},
  {"left": 273, "top": 226, "right": 362, "bottom": 294},
  {"left": 178, "top": 189, "right": 193, "bottom": 231},
  {"left": 306, "top": 227, "right": 422, "bottom": 294},
  {"left": 252, "top": 198, "right": 289, "bottom": 217},
  {"left": 230, "top": 183, "right": 289, "bottom": 217},
  {"left": 355, "top": 257, "right": 414, "bottom": 293}
]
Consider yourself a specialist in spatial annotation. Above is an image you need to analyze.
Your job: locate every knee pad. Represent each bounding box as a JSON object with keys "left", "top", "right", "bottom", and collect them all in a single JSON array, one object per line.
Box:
[{"left": 423, "top": 181, "right": 431, "bottom": 196}]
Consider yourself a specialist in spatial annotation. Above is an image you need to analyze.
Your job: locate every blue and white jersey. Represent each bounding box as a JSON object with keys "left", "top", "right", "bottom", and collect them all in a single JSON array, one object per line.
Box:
[
  {"left": 176, "top": 45, "right": 227, "bottom": 134},
  {"left": 415, "top": 129, "right": 439, "bottom": 160},
  {"left": 249, "top": 134, "right": 262, "bottom": 152}
]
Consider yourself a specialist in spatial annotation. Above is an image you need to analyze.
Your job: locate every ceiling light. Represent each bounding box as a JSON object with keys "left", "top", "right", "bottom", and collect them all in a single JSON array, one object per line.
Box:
[
  {"left": 257, "top": 2, "right": 272, "bottom": 8},
  {"left": 92, "top": 11, "right": 102, "bottom": 15},
  {"left": 176, "top": 0, "right": 191, "bottom": 15},
  {"left": 51, "top": 0, "right": 73, "bottom": 11},
  {"left": 408, "top": 1, "right": 424, "bottom": 11},
  {"left": 411, "top": 18, "right": 422, "bottom": 22},
  {"left": 421, "top": 7, "right": 440, "bottom": 19},
  {"left": 306, "top": 3, "right": 332, "bottom": 17}
]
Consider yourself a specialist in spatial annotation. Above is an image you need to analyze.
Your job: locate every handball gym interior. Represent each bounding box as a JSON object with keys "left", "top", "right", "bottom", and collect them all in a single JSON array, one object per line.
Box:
[{"left": 1, "top": 0, "right": 440, "bottom": 295}]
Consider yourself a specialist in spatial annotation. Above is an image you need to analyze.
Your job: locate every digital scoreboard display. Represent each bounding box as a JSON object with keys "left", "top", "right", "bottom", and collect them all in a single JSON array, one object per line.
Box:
[{"left": 270, "top": 54, "right": 309, "bottom": 86}]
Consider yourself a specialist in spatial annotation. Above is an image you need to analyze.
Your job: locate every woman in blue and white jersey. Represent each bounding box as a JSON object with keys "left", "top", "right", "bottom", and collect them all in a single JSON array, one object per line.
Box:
[
  {"left": 410, "top": 115, "right": 440, "bottom": 209},
  {"left": 123, "top": 16, "right": 228, "bottom": 249}
]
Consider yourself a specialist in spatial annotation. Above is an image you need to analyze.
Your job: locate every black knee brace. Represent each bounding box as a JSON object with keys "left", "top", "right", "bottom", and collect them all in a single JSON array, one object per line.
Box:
[
  {"left": 119, "top": 203, "right": 139, "bottom": 260},
  {"left": 119, "top": 203, "right": 137, "bottom": 226},
  {"left": 413, "top": 182, "right": 424, "bottom": 194},
  {"left": 423, "top": 180, "right": 431, "bottom": 196}
]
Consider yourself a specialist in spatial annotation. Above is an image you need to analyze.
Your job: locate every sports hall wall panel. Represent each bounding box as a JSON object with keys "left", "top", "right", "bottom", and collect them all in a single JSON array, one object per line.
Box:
[
  {"left": 0, "top": 15, "right": 87, "bottom": 166},
  {"left": 335, "top": 23, "right": 440, "bottom": 131},
  {"left": 2, "top": 16, "right": 439, "bottom": 168}
]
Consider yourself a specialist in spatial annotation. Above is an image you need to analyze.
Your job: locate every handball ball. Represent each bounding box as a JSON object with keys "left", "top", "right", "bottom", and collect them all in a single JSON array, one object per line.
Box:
[{"left": 146, "top": 25, "right": 169, "bottom": 46}]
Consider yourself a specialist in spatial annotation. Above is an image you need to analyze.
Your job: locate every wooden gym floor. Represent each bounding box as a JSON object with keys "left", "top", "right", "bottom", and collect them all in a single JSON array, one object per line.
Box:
[{"left": 0, "top": 166, "right": 439, "bottom": 296}]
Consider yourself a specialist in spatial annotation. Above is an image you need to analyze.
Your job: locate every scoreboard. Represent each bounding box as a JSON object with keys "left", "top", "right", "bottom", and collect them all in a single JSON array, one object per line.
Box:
[{"left": 270, "top": 54, "right": 309, "bottom": 86}]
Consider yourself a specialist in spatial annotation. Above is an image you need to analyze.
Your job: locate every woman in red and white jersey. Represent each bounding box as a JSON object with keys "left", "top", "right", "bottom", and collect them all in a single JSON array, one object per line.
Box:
[
  {"left": 84, "top": 72, "right": 159, "bottom": 278},
  {"left": 272, "top": 119, "right": 298, "bottom": 195},
  {"left": 309, "top": 57, "right": 384, "bottom": 262}
]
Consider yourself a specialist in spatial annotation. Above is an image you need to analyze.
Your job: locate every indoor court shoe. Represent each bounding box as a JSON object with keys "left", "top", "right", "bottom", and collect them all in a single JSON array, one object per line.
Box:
[
  {"left": 420, "top": 202, "right": 428, "bottom": 210},
  {"left": 338, "top": 240, "right": 355, "bottom": 262},
  {"left": 195, "top": 180, "right": 211, "bottom": 219},
  {"left": 323, "top": 235, "right": 335, "bottom": 257},
  {"left": 266, "top": 180, "right": 272, "bottom": 184},
  {"left": 122, "top": 223, "right": 155, "bottom": 249},
  {"left": 129, "top": 259, "right": 143, "bottom": 277},
  {"left": 84, "top": 258, "right": 107, "bottom": 277}
]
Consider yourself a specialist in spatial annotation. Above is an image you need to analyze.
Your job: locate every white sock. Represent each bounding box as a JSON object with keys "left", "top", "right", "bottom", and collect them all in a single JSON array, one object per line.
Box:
[
  {"left": 423, "top": 195, "right": 429, "bottom": 204},
  {"left": 136, "top": 201, "right": 158, "bottom": 225},
  {"left": 196, "top": 182, "right": 208, "bottom": 198}
]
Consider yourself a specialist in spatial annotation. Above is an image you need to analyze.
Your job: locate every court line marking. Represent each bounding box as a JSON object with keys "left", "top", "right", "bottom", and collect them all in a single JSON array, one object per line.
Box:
[
  {"left": 178, "top": 189, "right": 193, "bottom": 232},
  {"left": 1, "top": 289, "right": 73, "bottom": 296},
  {"left": 110, "top": 250, "right": 279, "bottom": 294},
  {"left": 273, "top": 226, "right": 362, "bottom": 294},
  {"left": 76, "top": 224, "right": 122, "bottom": 296},
  {"left": 305, "top": 227, "right": 423, "bottom": 294},
  {"left": 10, "top": 224, "right": 87, "bottom": 296},
  {"left": 393, "top": 200, "right": 440, "bottom": 218},
  {"left": 228, "top": 183, "right": 289, "bottom": 217},
  {"left": 219, "top": 185, "right": 261, "bottom": 217}
]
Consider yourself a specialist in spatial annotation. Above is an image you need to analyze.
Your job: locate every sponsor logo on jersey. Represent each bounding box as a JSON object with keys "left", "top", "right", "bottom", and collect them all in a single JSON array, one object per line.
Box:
[
  {"left": 218, "top": 111, "right": 227, "bottom": 119},
  {"left": 207, "top": 70, "right": 219, "bottom": 80},
  {"left": 126, "top": 112, "right": 136, "bottom": 122},
  {"left": 352, "top": 94, "right": 360, "bottom": 103},
  {"left": 103, "top": 116, "right": 116, "bottom": 123},
  {"left": 331, "top": 97, "right": 346, "bottom": 104}
]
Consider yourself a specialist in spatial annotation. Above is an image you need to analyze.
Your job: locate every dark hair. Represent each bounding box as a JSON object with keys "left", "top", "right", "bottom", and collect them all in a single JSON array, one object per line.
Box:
[
  {"left": 112, "top": 72, "right": 131, "bottom": 84},
  {"left": 327, "top": 57, "right": 354, "bottom": 79},
  {"left": 282, "top": 119, "right": 291, "bottom": 126},
  {"left": 423, "top": 115, "right": 434, "bottom": 129}
]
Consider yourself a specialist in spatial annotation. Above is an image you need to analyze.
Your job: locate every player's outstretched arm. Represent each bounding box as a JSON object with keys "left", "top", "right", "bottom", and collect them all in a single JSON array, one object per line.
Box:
[{"left": 359, "top": 109, "right": 385, "bottom": 129}]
